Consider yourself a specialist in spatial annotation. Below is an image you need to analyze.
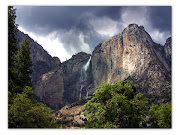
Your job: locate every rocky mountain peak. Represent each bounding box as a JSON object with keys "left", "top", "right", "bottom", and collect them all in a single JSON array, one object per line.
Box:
[
  {"left": 71, "top": 52, "right": 91, "bottom": 61},
  {"left": 166, "top": 37, "right": 171, "bottom": 44},
  {"left": 92, "top": 24, "right": 171, "bottom": 104},
  {"left": 121, "top": 24, "right": 154, "bottom": 52},
  {"left": 123, "top": 24, "right": 145, "bottom": 33},
  {"left": 16, "top": 24, "right": 171, "bottom": 109},
  {"left": 127, "top": 23, "right": 139, "bottom": 28},
  {"left": 139, "top": 25, "right": 145, "bottom": 31},
  {"left": 165, "top": 37, "right": 171, "bottom": 48}
]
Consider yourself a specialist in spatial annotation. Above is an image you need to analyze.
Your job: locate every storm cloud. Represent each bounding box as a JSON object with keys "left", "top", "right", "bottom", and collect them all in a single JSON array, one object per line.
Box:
[{"left": 15, "top": 6, "right": 171, "bottom": 61}]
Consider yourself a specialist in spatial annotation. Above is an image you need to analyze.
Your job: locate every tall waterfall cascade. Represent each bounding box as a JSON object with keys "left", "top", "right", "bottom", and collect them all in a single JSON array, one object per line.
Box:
[
  {"left": 83, "top": 56, "right": 91, "bottom": 71},
  {"left": 79, "top": 56, "right": 91, "bottom": 100}
]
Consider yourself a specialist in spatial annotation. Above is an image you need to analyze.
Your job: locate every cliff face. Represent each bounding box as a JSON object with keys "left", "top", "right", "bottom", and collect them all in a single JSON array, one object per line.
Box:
[
  {"left": 164, "top": 37, "right": 172, "bottom": 70},
  {"left": 16, "top": 29, "right": 63, "bottom": 109},
  {"left": 15, "top": 24, "right": 171, "bottom": 109},
  {"left": 34, "top": 52, "right": 93, "bottom": 109},
  {"left": 62, "top": 52, "right": 93, "bottom": 106},
  {"left": 16, "top": 29, "right": 61, "bottom": 84},
  {"left": 34, "top": 68, "right": 64, "bottom": 109},
  {"left": 16, "top": 29, "right": 94, "bottom": 109},
  {"left": 91, "top": 24, "right": 171, "bottom": 103}
]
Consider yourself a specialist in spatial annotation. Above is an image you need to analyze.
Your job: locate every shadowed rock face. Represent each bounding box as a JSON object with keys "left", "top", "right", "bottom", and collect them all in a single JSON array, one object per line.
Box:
[
  {"left": 61, "top": 52, "right": 93, "bottom": 106},
  {"left": 91, "top": 24, "right": 171, "bottom": 104},
  {"left": 16, "top": 29, "right": 63, "bottom": 109},
  {"left": 164, "top": 37, "right": 172, "bottom": 70},
  {"left": 34, "top": 69, "right": 64, "bottom": 109},
  {"left": 16, "top": 29, "right": 61, "bottom": 84},
  {"left": 16, "top": 29, "right": 93, "bottom": 109},
  {"left": 15, "top": 24, "right": 171, "bottom": 109}
]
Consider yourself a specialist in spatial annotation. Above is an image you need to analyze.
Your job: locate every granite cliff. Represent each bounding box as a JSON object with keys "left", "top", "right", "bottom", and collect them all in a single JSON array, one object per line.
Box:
[
  {"left": 16, "top": 29, "right": 63, "bottom": 109},
  {"left": 33, "top": 52, "right": 93, "bottom": 109},
  {"left": 16, "top": 24, "right": 171, "bottom": 109},
  {"left": 16, "top": 30, "right": 93, "bottom": 109},
  {"left": 16, "top": 29, "right": 61, "bottom": 84},
  {"left": 91, "top": 24, "right": 171, "bottom": 104}
]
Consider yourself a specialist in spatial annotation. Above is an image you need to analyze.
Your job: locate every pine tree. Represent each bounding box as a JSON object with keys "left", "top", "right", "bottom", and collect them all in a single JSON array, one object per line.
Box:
[
  {"left": 8, "top": 7, "right": 57, "bottom": 128},
  {"left": 8, "top": 6, "right": 18, "bottom": 94},
  {"left": 14, "top": 36, "right": 33, "bottom": 93}
]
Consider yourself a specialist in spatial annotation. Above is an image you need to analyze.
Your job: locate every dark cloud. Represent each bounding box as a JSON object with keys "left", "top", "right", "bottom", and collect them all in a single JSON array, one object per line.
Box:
[
  {"left": 15, "top": 6, "right": 116, "bottom": 56},
  {"left": 15, "top": 6, "right": 172, "bottom": 58},
  {"left": 16, "top": 6, "right": 122, "bottom": 35},
  {"left": 92, "top": 6, "right": 122, "bottom": 21},
  {"left": 58, "top": 16, "right": 110, "bottom": 54},
  {"left": 148, "top": 6, "right": 171, "bottom": 33},
  {"left": 16, "top": 6, "right": 87, "bottom": 35}
]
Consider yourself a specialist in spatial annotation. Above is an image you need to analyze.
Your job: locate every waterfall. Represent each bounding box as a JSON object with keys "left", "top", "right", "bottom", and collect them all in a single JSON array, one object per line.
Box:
[
  {"left": 83, "top": 56, "right": 91, "bottom": 72},
  {"left": 86, "top": 91, "right": 89, "bottom": 99},
  {"left": 79, "top": 56, "right": 91, "bottom": 100},
  {"left": 79, "top": 85, "right": 83, "bottom": 100}
]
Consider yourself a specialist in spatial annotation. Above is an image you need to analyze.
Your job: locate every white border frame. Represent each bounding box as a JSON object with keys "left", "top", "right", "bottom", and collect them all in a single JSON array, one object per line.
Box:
[{"left": 1, "top": 0, "right": 179, "bottom": 135}]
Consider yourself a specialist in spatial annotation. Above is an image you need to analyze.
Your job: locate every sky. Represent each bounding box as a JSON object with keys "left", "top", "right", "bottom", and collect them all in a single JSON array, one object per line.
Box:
[{"left": 15, "top": 6, "right": 171, "bottom": 62}]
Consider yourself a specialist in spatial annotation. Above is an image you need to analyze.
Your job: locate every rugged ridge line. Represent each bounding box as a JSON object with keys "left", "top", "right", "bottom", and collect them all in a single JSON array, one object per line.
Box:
[
  {"left": 91, "top": 24, "right": 171, "bottom": 104},
  {"left": 16, "top": 29, "right": 61, "bottom": 84},
  {"left": 16, "top": 24, "right": 171, "bottom": 109}
]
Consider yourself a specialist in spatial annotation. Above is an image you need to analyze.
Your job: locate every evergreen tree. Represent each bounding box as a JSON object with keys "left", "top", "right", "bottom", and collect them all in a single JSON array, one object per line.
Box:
[
  {"left": 8, "top": 7, "right": 58, "bottom": 128},
  {"left": 8, "top": 6, "right": 18, "bottom": 94},
  {"left": 14, "top": 36, "right": 33, "bottom": 93}
]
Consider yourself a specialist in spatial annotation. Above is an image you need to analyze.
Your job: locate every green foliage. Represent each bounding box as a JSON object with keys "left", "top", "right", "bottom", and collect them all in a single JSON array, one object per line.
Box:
[
  {"left": 8, "top": 7, "right": 58, "bottom": 128},
  {"left": 22, "top": 86, "right": 34, "bottom": 99},
  {"left": 8, "top": 86, "right": 57, "bottom": 128},
  {"left": 8, "top": 6, "right": 18, "bottom": 94},
  {"left": 8, "top": 90, "right": 33, "bottom": 128},
  {"left": 148, "top": 102, "right": 171, "bottom": 128},
  {"left": 14, "top": 36, "right": 33, "bottom": 93},
  {"left": 8, "top": 91, "right": 13, "bottom": 105},
  {"left": 8, "top": 6, "right": 18, "bottom": 68},
  {"left": 84, "top": 80, "right": 149, "bottom": 128}
]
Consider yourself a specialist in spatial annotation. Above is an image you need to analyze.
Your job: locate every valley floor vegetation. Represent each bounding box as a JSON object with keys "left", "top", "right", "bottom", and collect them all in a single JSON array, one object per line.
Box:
[
  {"left": 8, "top": 6, "right": 171, "bottom": 128},
  {"left": 83, "top": 80, "right": 171, "bottom": 128}
]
